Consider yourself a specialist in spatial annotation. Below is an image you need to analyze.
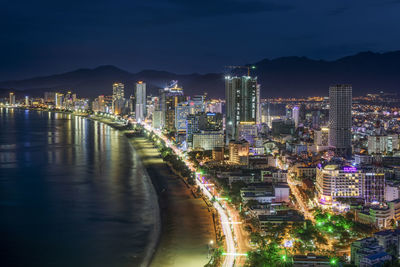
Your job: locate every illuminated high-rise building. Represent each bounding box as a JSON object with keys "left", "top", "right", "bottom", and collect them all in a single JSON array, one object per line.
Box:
[
  {"left": 112, "top": 82, "right": 125, "bottom": 114},
  {"left": 316, "top": 164, "right": 385, "bottom": 206},
  {"left": 98, "top": 95, "right": 105, "bottom": 112},
  {"left": 112, "top": 82, "right": 124, "bottom": 100},
  {"left": 25, "top": 96, "right": 29, "bottom": 106},
  {"left": 135, "top": 81, "right": 146, "bottom": 122},
  {"left": 160, "top": 81, "right": 185, "bottom": 132},
  {"left": 175, "top": 102, "right": 191, "bottom": 133},
  {"left": 55, "top": 93, "right": 64, "bottom": 108},
  {"left": 329, "top": 85, "right": 352, "bottom": 158},
  {"left": 147, "top": 96, "right": 158, "bottom": 120},
  {"left": 292, "top": 106, "right": 300, "bottom": 128},
  {"left": 9, "top": 92, "right": 15, "bottom": 105},
  {"left": 225, "top": 76, "right": 259, "bottom": 144},
  {"left": 186, "top": 112, "right": 223, "bottom": 149}
]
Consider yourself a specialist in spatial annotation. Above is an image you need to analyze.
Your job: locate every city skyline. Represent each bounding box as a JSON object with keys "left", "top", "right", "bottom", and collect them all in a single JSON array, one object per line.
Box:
[
  {"left": 3, "top": 76, "right": 400, "bottom": 266},
  {"left": 1, "top": 50, "right": 400, "bottom": 99},
  {"left": 2, "top": 1, "right": 400, "bottom": 266}
]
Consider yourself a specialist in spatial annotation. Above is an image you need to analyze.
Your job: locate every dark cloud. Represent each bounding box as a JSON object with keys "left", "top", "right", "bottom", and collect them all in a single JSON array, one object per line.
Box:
[{"left": 0, "top": 0, "right": 399, "bottom": 80}]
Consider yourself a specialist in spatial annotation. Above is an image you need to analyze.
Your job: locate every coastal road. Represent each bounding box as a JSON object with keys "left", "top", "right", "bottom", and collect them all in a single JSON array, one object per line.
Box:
[
  {"left": 226, "top": 205, "right": 250, "bottom": 266},
  {"left": 142, "top": 124, "right": 237, "bottom": 267},
  {"left": 196, "top": 175, "right": 235, "bottom": 267}
]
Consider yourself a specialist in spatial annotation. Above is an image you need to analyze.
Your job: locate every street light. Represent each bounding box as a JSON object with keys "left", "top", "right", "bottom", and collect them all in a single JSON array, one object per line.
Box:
[{"left": 281, "top": 255, "right": 287, "bottom": 262}]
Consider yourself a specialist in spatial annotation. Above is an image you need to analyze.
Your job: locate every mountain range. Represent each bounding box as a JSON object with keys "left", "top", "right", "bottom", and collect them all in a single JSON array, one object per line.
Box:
[{"left": 1, "top": 51, "right": 400, "bottom": 99}]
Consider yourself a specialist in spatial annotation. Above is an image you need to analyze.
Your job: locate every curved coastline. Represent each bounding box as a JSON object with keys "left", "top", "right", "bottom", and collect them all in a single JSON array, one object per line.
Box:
[
  {"left": 21, "top": 109, "right": 162, "bottom": 267},
  {"left": 17, "top": 108, "right": 215, "bottom": 267},
  {"left": 0, "top": 108, "right": 162, "bottom": 267},
  {"left": 84, "top": 114, "right": 216, "bottom": 266},
  {"left": 83, "top": 114, "right": 163, "bottom": 267},
  {"left": 126, "top": 140, "right": 161, "bottom": 267}
]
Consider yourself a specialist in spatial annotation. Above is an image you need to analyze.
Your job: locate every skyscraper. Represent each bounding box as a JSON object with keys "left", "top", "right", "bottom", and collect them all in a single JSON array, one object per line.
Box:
[
  {"left": 135, "top": 81, "right": 146, "bottom": 122},
  {"left": 186, "top": 114, "right": 200, "bottom": 148},
  {"left": 112, "top": 82, "right": 125, "bottom": 114},
  {"left": 329, "top": 84, "right": 352, "bottom": 158},
  {"left": 175, "top": 102, "right": 191, "bottom": 133},
  {"left": 98, "top": 95, "right": 105, "bottom": 112},
  {"left": 55, "top": 93, "right": 64, "bottom": 108},
  {"left": 225, "top": 76, "right": 259, "bottom": 144},
  {"left": 9, "top": 92, "right": 15, "bottom": 105},
  {"left": 292, "top": 106, "right": 300, "bottom": 128},
  {"left": 160, "top": 81, "right": 185, "bottom": 132}
]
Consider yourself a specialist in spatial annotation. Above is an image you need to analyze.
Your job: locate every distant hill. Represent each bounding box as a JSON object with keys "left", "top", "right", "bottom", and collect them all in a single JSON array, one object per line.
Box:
[
  {"left": 251, "top": 51, "right": 400, "bottom": 97},
  {"left": 1, "top": 51, "right": 399, "bottom": 98},
  {"left": 0, "top": 65, "right": 224, "bottom": 99}
]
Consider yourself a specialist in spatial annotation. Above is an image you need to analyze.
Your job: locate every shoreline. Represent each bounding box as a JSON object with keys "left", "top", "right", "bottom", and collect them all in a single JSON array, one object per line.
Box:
[
  {"left": 87, "top": 115, "right": 215, "bottom": 266},
  {"left": 1, "top": 108, "right": 162, "bottom": 267},
  {"left": 84, "top": 115, "right": 163, "bottom": 267},
  {"left": 127, "top": 139, "right": 162, "bottom": 267},
  {"left": 12, "top": 108, "right": 215, "bottom": 267},
  {"left": 130, "top": 137, "right": 215, "bottom": 267}
]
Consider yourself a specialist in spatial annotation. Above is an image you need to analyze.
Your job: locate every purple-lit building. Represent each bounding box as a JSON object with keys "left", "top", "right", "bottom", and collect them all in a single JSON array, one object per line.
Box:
[{"left": 316, "top": 163, "right": 385, "bottom": 207}]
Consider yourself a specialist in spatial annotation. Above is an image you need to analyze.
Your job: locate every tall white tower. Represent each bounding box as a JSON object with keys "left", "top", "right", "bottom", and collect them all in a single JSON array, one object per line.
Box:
[{"left": 135, "top": 81, "right": 146, "bottom": 122}]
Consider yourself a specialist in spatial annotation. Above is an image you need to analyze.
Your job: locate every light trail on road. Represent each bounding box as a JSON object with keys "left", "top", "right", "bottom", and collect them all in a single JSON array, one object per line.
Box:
[
  {"left": 142, "top": 124, "right": 237, "bottom": 267},
  {"left": 196, "top": 175, "right": 236, "bottom": 267}
]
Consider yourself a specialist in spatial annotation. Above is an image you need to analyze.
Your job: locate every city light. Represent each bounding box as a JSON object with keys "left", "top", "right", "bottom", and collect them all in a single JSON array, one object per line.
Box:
[
  {"left": 4, "top": 53, "right": 400, "bottom": 267},
  {"left": 221, "top": 252, "right": 248, "bottom": 257}
]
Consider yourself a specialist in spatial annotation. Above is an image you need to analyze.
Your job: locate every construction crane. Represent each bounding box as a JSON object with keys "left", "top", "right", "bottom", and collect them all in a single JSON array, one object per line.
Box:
[{"left": 225, "top": 65, "right": 256, "bottom": 76}]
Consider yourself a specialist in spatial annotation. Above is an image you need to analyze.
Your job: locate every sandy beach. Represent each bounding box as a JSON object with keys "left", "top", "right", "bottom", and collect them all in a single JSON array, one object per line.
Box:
[
  {"left": 85, "top": 116, "right": 216, "bottom": 266},
  {"left": 130, "top": 137, "right": 216, "bottom": 267}
]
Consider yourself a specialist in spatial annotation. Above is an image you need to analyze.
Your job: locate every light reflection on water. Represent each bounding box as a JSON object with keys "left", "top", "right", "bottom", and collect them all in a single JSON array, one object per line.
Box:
[{"left": 0, "top": 108, "right": 159, "bottom": 267}]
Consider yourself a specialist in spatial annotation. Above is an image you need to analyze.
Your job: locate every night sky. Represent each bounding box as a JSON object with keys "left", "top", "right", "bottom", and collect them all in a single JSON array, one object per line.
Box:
[{"left": 2, "top": 0, "right": 400, "bottom": 80}]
